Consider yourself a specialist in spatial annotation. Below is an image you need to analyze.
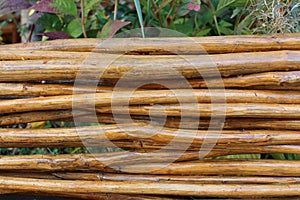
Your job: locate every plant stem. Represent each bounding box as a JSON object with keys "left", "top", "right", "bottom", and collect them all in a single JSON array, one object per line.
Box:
[
  {"left": 81, "top": 0, "right": 87, "bottom": 38},
  {"left": 114, "top": 0, "right": 118, "bottom": 20},
  {"left": 213, "top": 14, "right": 221, "bottom": 35}
]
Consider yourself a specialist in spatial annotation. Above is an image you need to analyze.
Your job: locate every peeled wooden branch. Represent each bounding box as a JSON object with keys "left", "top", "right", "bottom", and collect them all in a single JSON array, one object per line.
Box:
[
  {"left": 0, "top": 83, "right": 112, "bottom": 97},
  {"left": 0, "top": 51, "right": 299, "bottom": 81},
  {"left": 54, "top": 172, "right": 300, "bottom": 184},
  {"left": 1, "top": 90, "right": 300, "bottom": 114},
  {"left": 9, "top": 72, "right": 300, "bottom": 97},
  {"left": 112, "top": 141, "right": 300, "bottom": 155},
  {"left": 97, "top": 103, "right": 300, "bottom": 118},
  {"left": 0, "top": 50, "right": 87, "bottom": 61},
  {"left": 1, "top": 108, "right": 300, "bottom": 131},
  {"left": 0, "top": 190, "right": 167, "bottom": 200},
  {"left": 7, "top": 171, "right": 300, "bottom": 185},
  {"left": 0, "top": 110, "right": 74, "bottom": 126},
  {"left": 0, "top": 157, "right": 300, "bottom": 176},
  {"left": 2, "top": 33, "right": 300, "bottom": 54},
  {"left": 129, "top": 116, "right": 300, "bottom": 130},
  {"left": 187, "top": 71, "right": 300, "bottom": 89},
  {"left": 122, "top": 71, "right": 300, "bottom": 90},
  {"left": 1, "top": 125, "right": 300, "bottom": 148},
  {"left": 1, "top": 176, "right": 300, "bottom": 197},
  {"left": 71, "top": 114, "right": 300, "bottom": 130}
]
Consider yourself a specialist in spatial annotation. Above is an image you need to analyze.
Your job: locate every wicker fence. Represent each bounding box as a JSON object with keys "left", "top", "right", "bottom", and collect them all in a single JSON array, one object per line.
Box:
[{"left": 0, "top": 33, "right": 299, "bottom": 199}]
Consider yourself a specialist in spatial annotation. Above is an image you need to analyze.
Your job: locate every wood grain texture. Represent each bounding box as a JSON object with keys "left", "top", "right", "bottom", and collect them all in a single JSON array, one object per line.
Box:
[
  {"left": 2, "top": 33, "right": 300, "bottom": 54},
  {"left": 1, "top": 90, "right": 300, "bottom": 115},
  {"left": 1, "top": 125, "right": 300, "bottom": 148},
  {"left": 0, "top": 51, "right": 299, "bottom": 81},
  {"left": 1, "top": 176, "right": 300, "bottom": 197},
  {"left": 54, "top": 172, "right": 300, "bottom": 184},
  {"left": 97, "top": 103, "right": 300, "bottom": 118},
  {"left": 0, "top": 33, "right": 300, "bottom": 199},
  {"left": 0, "top": 157, "right": 300, "bottom": 175}
]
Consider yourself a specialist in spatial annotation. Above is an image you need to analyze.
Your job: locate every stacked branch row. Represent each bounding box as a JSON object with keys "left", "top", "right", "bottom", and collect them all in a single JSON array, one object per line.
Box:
[{"left": 0, "top": 33, "right": 299, "bottom": 199}]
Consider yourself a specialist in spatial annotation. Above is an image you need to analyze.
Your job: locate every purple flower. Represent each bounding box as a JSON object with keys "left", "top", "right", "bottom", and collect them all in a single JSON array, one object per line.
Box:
[{"left": 187, "top": 0, "right": 201, "bottom": 11}]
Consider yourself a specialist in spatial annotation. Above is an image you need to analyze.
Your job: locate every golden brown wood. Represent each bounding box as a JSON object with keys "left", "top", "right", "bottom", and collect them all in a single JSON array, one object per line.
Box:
[
  {"left": 0, "top": 83, "right": 112, "bottom": 96},
  {"left": 1, "top": 153, "right": 300, "bottom": 176},
  {"left": 1, "top": 90, "right": 300, "bottom": 115},
  {"left": 0, "top": 33, "right": 299, "bottom": 199},
  {"left": 54, "top": 172, "right": 300, "bottom": 184},
  {"left": 186, "top": 71, "right": 300, "bottom": 89},
  {"left": 1, "top": 125, "right": 300, "bottom": 148},
  {"left": 70, "top": 114, "right": 300, "bottom": 130},
  {"left": 1, "top": 108, "right": 300, "bottom": 131},
  {"left": 0, "top": 51, "right": 299, "bottom": 81},
  {"left": 1, "top": 176, "right": 300, "bottom": 197},
  {"left": 97, "top": 103, "right": 300, "bottom": 118},
  {"left": 1, "top": 190, "right": 168, "bottom": 200},
  {"left": 0, "top": 110, "right": 74, "bottom": 126},
  {"left": 2, "top": 33, "right": 300, "bottom": 54},
  {"left": 122, "top": 71, "right": 300, "bottom": 90}
]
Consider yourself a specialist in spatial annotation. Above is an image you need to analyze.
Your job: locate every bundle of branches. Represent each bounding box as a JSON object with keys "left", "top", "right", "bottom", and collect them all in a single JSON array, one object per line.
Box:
[{"left": 0, "top": 33, "right": 299, "bottom": 199}]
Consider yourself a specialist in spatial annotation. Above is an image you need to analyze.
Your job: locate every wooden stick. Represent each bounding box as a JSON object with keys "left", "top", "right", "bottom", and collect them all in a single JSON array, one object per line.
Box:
[
  {"left": 0, "top": 51, "right": 299, "bottom": 81},
  {"left": 0, "top": 176, "right": 300, "bottom": 197},
  {"left": 0, "top": 83, "right": 112, "bottom": 96},
  {"left": 1, "top": 107, "right": 300, "bottom": 131},
  {"left": 97, "top": 103, "right": 300, "bottom": 118},
  {"left": 0, "top": 190, "right": 168, "bottom": 200},
  {"left": 210, "top": 71, "right": 300, "bottom": 88},
  {"left": 1, "top": 125, "right": 300, "bottom": 148},
  {"left": 1, "top": 90, "right": 300, "bottom": 114},
  {"left": 185, "top": 71, "right": 300, "bottom": 89},
  {"left": 54, "top": 172, "right": 300, "bottom": 184},
  {"left": 0, "top": 154, "right": 300, "bottom": 175},
  {"left": 71, "top": 114, "right": 300, "bottom": 130},
  {"left": 0, "top": 174, "right": 171, "bottom": 199},
  {"left": 0, "top": 71, "right": 298, "bottom": 96},
  {"left": 123, "top": 71, "right": 300, "bottom": 90},
  {"left": 129, "top": 116, "right": 300, "bottom": 130},
  {"left": 0, "top": 110, "right": 74, "bottom": 126},
  {"left": 131, "top": 160, "right": 300, "bottom": 177},
  {"left": 0, "top": 50, "right": 87, "bottom": 60},
  {"left": 0, "top": 152, "right": 206, "bottom": 171},
  {"left": 2, "top": 33, "right": 300, "bottom": 54},
  {"left": 129, "top": 140, "right": 300, "bottom": 153}
]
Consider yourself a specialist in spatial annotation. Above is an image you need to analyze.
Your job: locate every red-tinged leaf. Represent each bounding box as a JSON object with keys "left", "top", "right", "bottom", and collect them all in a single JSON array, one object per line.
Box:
[
  {"left": 0, "top": 1, "right": 31, "bottom": 15},
  {"left": 30, "top": 0, "right": 56, "bottom": 14},
  {"left": 98, "top": 20, "right": 131, "bottom": 38},
  {"left": 37, "top": 31, "right": 72, "bottom": 40}
]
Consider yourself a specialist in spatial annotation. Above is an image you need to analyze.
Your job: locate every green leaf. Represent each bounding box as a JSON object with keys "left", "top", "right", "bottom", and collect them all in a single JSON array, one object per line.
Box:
[
  {"left": 195, "top": 28, "right": 211, "bottom": 36},
  {"left": 271, "top": 153, "right": 286, "bottom": 160},
  {"left": 215, "top": 0, "right": 236, "bottom": 17},
  {"left": 201, "top": 10, "right": 214, "bottom": 25},
  {"left": 154, "top": 0, "right": 172, "bottom": 13},
  {"left": 219, "top": 19, "right": 233, "bottom": 34},
  {"left": 66, "top": 19, "right": 83, "bottom": 37},
  {"left": 53, "top": 0, "right": 78, "bottom": 16},
  {"left": 215, "top": 154, "right": 261, "bottom": 159},
  {"left": 230, "top": 0, "right": 250, "bottom": 7},
  {"left": 217, "top": 0, "right": 237, "bottom": 11},
  {"left": 175, "top": 18, "right": 194, "bottom": 35},
  {"left": 84, "top": 0, "right": 102, "bottom": 18},
  {"left": 36, "top": 13, "right": 63, "bottom": 32},
  {"left": 219, "top": 20, "right": 232, "bottom": 27},
  {"left": 231, "top": 7, "right": 242, "bottom": 18},
  {"left": 133, "top": 0, "right": 145, "bottom": 38},
  {"left": 177, "top": 2, "right": 190, "bottom": 17}
]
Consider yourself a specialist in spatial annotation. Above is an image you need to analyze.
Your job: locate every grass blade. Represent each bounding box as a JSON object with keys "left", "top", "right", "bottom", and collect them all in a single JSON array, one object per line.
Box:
[{"left": 133, "top": 0, "right": 145, "bottom": 38}]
